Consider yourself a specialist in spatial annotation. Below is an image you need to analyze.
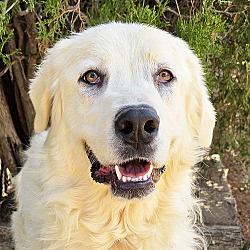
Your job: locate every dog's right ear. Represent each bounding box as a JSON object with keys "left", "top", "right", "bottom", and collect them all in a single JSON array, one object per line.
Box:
[
  {"left": 29, "top": 57, "right": 54, "bottom": 133},
  {"left": 29, "top": 37, "right": 73, "bottom": 133}
]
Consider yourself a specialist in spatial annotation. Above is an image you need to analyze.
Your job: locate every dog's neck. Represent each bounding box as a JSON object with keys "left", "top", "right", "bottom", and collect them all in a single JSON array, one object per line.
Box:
[{"left": 40, "top": 126, "right": 200, "bottom": 248}]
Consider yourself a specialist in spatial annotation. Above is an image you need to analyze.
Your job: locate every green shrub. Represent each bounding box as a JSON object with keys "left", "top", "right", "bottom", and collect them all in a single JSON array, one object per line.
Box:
[
  {"left": 0, "top": 1, "right": 20, "bottom": 71},
  {"left": 88, "top": 0, "right": 169, "bottom": 28},
  {"left": 176, "top": 0, "right": 249, "bottom": 164}
]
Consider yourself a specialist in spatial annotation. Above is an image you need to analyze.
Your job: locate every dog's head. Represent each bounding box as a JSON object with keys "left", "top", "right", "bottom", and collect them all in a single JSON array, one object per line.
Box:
[{"left": 30, "top": 23, "right": 215, "bottom": 199}]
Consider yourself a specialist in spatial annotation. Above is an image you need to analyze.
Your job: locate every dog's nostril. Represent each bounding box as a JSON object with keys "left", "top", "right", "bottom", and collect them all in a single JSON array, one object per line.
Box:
[
  {"left": 144, "top": 120, "right": 159, "bottom": 134},
  {"left": 119, "top": 121, "right": 133, "bottom": 135}
]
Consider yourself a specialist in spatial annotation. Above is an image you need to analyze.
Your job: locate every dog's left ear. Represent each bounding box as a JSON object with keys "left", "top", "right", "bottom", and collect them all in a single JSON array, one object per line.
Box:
[
  {"left": 192, "top": 84, "right": 216, "bottom": 148},
  {"left": 185, "top": 58, "right": 216, "bottom": 148}
]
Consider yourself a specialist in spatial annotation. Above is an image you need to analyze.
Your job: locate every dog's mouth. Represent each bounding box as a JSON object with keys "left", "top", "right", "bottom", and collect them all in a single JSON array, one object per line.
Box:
[{"left": 86, "top": 145, "right": 165, "bottom": 199}]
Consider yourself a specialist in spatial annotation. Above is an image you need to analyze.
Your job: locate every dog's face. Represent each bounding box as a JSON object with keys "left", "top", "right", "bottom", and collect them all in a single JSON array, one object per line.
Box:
[{"left": 30, "top": 23, "right": 215, "bottom": 199}]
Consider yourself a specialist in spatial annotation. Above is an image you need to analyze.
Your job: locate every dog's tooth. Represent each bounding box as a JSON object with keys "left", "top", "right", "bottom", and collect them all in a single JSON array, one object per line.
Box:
[
  {"left": 143, "top": 174, "right": 148, "bottom": 181},
  {"left": 138, "top": 176, "right": 143, "bottom": 181},
  {"left": 127, "top": 176, "right": 131, "bottom": 181},
  {"left": 147, "top": 165, "right": 153, "bottom": 177},
  {"left": 131, "top": 177, "right": 138, "bottom": 182},
  {"left": 122, "top": 176, "right": 127, "bottom": 182},
  {"left": 115, "top": 165, "right": 122, "bottom": 180}
]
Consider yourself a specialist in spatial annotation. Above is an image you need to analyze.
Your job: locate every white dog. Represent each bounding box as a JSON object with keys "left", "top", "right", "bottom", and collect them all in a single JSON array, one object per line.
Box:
[{"left": 12, "top": 23, "right": 215, "bottom": 249}]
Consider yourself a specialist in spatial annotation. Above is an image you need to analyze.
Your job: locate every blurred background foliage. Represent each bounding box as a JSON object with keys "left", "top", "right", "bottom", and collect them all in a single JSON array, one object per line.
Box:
[{"left": 0, "top": 0, "right": 249, "bottom": 176}]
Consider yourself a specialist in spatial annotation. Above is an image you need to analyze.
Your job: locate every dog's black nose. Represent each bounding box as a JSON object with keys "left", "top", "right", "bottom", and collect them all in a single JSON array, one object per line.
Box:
[{"left": 115, "top": 105, "right": 160, "bottom": 147}]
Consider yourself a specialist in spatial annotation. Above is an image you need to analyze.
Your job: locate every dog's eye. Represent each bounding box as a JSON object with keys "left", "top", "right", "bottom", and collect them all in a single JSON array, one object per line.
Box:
[
  {"left": 81, "top": 70, "right": 101, "bottom": 85},
  {"left": 157, "top": 69, "right": 174, "bottom": 84}
]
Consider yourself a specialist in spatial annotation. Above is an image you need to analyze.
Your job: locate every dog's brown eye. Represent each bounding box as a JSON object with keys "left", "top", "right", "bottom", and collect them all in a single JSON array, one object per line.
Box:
[
  {"left": 157, "top": 69, "right": 174, "bottom": 83},
  {"left": 82, "top": 70, "right": 101, "bottom": 85}
]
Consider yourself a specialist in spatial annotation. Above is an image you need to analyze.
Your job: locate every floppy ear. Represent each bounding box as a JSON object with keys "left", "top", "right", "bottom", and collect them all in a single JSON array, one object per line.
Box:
[
  {"left": 185, "top": 58, "right": 216, "bottom": 148},
  {"left": 29, "top": 38, "right": 73, "bottom": 133},
  {"left": 192, "top": 84, "right": 216, "bottom": 148},
  {"left": 29, "top": 58, "right": 54, "bottom": 133}
]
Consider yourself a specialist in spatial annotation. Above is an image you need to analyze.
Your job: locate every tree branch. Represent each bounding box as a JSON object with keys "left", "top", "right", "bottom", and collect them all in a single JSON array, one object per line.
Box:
[
  {"left": 165, "top": 7, "right": 190, "bottom": 19},
  {"left": 0, "top": 56, "right": 26, "bottom": 78}
]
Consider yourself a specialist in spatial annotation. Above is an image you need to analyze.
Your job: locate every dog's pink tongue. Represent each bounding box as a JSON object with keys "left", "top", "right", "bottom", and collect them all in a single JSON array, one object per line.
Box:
[
  {"left": 118, "top": 162, "right": 151, "bottom": 178},
  {"left": 95, "top": 166, "right": 114, "bottom": 176}
]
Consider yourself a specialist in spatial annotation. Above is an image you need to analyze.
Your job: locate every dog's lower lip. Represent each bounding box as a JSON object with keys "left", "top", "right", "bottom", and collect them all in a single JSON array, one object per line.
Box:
[{"left": 85, "top": 144, "right": 165, "bottom": 198}]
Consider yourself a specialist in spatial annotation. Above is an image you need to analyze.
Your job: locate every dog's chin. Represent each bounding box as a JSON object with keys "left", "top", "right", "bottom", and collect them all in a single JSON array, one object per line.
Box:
[{"left": 85, "top": 145, "right": 166, "bottom": 199}]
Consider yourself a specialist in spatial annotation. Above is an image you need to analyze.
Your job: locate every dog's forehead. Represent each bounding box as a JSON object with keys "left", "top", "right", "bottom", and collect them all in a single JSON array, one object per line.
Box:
[
  {"left": 74, "top": 23, "right": 188, "bottom": 65},
  {"left": 53, "top": 23, "right": 197, "bottom": 85}
]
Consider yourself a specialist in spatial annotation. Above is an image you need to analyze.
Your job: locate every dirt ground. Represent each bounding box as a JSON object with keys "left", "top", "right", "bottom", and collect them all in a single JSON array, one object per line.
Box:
[{"left": 223, "top": 152, "right": 250, "bottom": 243}]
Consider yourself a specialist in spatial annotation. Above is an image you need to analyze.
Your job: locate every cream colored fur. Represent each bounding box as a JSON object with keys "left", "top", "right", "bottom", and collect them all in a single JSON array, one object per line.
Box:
[{"left": 12, "top": 23, "right": 215, "bottom": 250}]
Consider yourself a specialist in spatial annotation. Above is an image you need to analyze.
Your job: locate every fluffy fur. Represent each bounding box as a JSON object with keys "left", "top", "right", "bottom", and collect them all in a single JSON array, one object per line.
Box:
[{"left": 12, "top": 23, "right": 215, "bottom": 249}]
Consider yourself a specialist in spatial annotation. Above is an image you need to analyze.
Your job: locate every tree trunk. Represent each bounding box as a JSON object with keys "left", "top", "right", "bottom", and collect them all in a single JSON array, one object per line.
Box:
[
  {"left": 0, "top": 77, "right": 23, "bottom": 195},
  {"left": 0, "top": 9, "right": 37, "bottom": 216}
]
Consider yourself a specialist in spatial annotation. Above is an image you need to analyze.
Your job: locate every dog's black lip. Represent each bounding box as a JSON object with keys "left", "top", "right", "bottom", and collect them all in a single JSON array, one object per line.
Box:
[
  {"left": 113, "top": 177, "right": 152, "bottom": 189},
  {"left": 85, "top": 144, "right": 166, "bottom": 199}
]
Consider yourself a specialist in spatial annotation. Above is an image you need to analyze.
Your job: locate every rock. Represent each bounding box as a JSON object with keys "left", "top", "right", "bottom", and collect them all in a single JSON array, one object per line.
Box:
[
  {"left": 198, "top": 154, "right": 243, "bottom": 249},
  {"left": 242, "top": 239, "right": 250, "bottom": 250},
  {"left": 0, "top": 224, "right": 13, "bottom": 250}
]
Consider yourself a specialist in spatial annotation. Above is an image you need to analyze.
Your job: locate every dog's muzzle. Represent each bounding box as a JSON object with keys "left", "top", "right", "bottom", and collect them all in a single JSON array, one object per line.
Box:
[{"left": 86, "top": 105, "right": 165, "bottom": 199}]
